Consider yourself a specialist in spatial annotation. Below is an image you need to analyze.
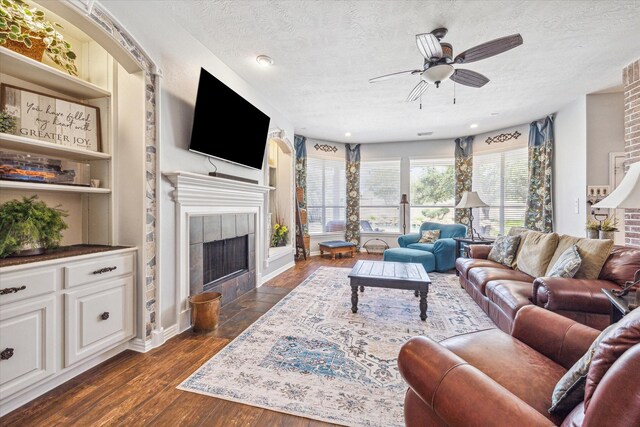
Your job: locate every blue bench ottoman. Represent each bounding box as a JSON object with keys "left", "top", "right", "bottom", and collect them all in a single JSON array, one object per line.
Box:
[
  {"left": 319, "top": 240, "right": 357, "bottom": 259},
  {"left": 383, "top": 247, "right": 436, "bottom": 273}
]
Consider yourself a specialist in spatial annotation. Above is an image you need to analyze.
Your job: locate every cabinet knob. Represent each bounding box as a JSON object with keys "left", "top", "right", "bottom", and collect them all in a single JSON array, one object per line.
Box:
[
  {"left": 101, "top": 312, "right": 110, "bottom": 320},
  {"left": 0, "top": 286, "right": 26, "bottom": 295},
  {"left": 1, "top": 348, "right": 14, "bottom": 360},
  {"left": 92, "top": 266, "right": 117, "bottom": 275}
]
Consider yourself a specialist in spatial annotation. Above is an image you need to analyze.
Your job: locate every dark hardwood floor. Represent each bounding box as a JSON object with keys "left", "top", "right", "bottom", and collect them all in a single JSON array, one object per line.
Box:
[{"left": 1, "top": 252, "right": 383, "bottom": 426}]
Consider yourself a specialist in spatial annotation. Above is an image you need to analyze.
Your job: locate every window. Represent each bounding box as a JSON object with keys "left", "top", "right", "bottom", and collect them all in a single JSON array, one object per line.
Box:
[
  {"left": 409, "top": 158, "right": 455, "bottom": 232},
  {"left": 360, "top": 159, "right": 401, "bottom": 232},
  {"left": 307, "top": 157, "right": 346, "bottom": 233},
  {"left": 472, "top": 147, "right": 528, "bottom": 237}
]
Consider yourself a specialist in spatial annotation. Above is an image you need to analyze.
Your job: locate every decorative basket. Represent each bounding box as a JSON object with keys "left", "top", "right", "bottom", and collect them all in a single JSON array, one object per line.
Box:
[
  {"left": 4, "top": 36, "right": 47, "bottom": 62},
  {"left": 296, "top": 186, "right": 304, "bottom": 203},
  {"left": 362, "top": 238, "right": 389, "bottom": 254}
]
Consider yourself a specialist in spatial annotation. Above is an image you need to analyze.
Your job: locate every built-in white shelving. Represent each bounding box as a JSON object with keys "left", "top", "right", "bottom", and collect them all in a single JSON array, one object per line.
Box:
[
  {"left": 0, "top": 133, "right": 111, "bottom": 161},
  {"left": 0, "top": 180, "right": 111, "bottom": 194},
  {"left": 0, "top": 47, "right": 110, "bottom": 99}
]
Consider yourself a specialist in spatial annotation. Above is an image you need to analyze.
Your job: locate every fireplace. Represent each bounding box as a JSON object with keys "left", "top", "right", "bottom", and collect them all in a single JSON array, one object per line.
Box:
[{"left": 189, "top": 213, "right": 256, "bottom": 305}]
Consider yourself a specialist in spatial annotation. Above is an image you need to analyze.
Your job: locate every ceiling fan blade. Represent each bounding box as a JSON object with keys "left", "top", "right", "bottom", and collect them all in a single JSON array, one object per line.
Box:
[
  {"left": 450, "top": 69, "right": 490, "bottom": 88},
  {"left": 454, "top": 34, "right": 523, "bottom": 64},
  {"left": 369, "top": 70, "right": 422, "bottom": 83},
  {"left": 416, "top": 33, "right": 443, "bottom": 60},
  {"left": 406, "top": 80, "right": 429, "bottom": 102}
]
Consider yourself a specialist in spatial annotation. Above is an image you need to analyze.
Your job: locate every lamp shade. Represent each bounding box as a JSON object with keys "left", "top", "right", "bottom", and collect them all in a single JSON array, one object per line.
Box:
[
  {"left": 455, "top": 191, "right": 488, "bottom": 209},
  {"left": 592, "top": 162, "right": 640, "bottom": 209}
]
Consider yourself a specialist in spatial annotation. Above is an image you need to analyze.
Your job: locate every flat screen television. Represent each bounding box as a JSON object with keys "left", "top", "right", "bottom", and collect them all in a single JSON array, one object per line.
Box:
[{"left": 189, "top": 67, "right": 271, "bottom": 170}]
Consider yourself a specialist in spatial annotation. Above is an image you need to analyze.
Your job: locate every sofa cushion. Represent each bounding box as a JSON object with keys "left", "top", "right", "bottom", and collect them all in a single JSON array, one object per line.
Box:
[
  {"left": 486, "top": 280, "right": 534, "bottom": 321},
  {"left": 487, "top": 234, "right": 521, "bottom": 267},
  {"left": 442, "top": 328, "right": 566, "bottom": 424},
  {"left": 468, "top": 267, "right": 534, "bottom": 296},
  {"left": 584, "top": 308, "right": 640, "bottom": 410},
  {"left": 516, "top": 231, "right": 559, "bottom": 278},
  {"left": 419, "top": 222, "right": 466, "bottom": 239},
  {"left": 418, "top": 229, "right": 440, "bottom": 243},
  {"left": 546, "top": 235, "right": 582, "bottom": 275},
  {"left": 598, "top": 245, "right": 640, "bottom": 286},
  {"left": 547, "top": 244, "right": 582, "bottom": 278},
  {"left": 406, "top": 242, "right": 434, "bottom": 252},
  {"left": 456, "top": 258, "right": 508, "bottom": 279},
  {"left": 574, "top": 238, "right": 615, "bottom": 280}
]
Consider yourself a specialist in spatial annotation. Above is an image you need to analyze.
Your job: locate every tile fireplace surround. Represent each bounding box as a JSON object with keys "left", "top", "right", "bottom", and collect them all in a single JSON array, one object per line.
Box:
[{"left": 165, "top": 171, "right": 271, "bottom": 332}]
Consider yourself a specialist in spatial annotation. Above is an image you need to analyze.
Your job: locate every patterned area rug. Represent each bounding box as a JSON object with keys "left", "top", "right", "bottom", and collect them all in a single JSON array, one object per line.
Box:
[{"left": 178, "top": 267, "right": 494, "bottom": 427}]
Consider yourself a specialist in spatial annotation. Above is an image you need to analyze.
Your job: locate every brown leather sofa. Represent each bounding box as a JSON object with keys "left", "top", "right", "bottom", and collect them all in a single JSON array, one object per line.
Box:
[
  {"left": 456, "top": 244, "right": 640, "bottom": 332},
  {"left": 398, "top": 305, "right": 640, "bottom": 427}
]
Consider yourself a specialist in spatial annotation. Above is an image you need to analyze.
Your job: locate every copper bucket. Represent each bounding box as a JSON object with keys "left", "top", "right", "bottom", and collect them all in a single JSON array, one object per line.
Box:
[{"left": 188, "top": 292, "right": 222, "bottom": 332}]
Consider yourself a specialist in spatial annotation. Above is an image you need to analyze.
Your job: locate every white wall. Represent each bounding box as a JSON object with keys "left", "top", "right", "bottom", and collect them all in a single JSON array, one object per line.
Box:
[
  {"left": 99, "top": 1, "right": 294, "bottom": 330},
  {"left": 554, "top": 96, "right": 587, "bottom": 237},
  {"left": 586, "top": 92, "right": 625, "bottom": 186}
]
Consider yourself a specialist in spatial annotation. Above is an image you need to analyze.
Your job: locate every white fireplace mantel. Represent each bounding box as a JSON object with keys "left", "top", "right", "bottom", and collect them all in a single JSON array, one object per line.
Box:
[{"left": 164, "top": 171, "right": 272, "bottom": 332}]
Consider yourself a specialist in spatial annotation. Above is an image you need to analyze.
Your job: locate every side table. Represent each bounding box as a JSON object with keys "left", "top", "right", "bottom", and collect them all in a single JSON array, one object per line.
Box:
[
  {"left": 601, "top": 288, "right": 637, "bottom": 324},
  {"left": 453, "top": 237, "right": 494, "bottom": 259}
]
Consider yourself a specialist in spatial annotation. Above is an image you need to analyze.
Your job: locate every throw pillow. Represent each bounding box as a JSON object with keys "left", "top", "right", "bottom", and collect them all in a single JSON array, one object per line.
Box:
[
  {"left": 573, "top": 238, "right": 615, "bottom": 280},
  {"left": 487, "top": 234, "right": 521, "bottom": 267},
  {"left": 549, "top": 322, "right": 617, "bottom": 416},
  {"left": 515, "top": 231, "right": 559, "bottom": 278},
  {"left": 583, "top": 309, "right": 640, "bottom": 410},
  {"left": 545, "top": 235, "right": 582, "bottom": 275},
  {"left": 418, "top": 229, "right": 440, "bottom": 243},
  {"left": 547, "top": 245, "right": 582, "bottom": 278}
]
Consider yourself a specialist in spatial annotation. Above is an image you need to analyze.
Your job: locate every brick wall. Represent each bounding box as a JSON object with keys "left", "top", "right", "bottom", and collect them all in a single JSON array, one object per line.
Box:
[{"left": 624, "top": 59, "right": 640, "bottom": 246}]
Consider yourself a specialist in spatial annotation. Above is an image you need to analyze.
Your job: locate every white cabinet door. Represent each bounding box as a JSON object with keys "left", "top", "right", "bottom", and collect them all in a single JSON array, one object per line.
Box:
[
  {"left": 64, "top": 276, "right": 134, "bottom": 367},
  {"left": 64, "top": 253, "right": 134, "bottom": 288},
  {"left": 0, "top": 296, "right": 55, "bottom": 398}
]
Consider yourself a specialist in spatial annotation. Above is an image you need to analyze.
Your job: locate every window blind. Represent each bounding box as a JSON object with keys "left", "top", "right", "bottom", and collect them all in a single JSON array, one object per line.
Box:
[
  {"left": 472, "top": 147, "right": 528, "bottom": 237},
  {"left": 360, "top": 160, "right": 401, "bottom": 232},
  {"left": 307, "top": 156, "right": 346, "bottom": 233}
]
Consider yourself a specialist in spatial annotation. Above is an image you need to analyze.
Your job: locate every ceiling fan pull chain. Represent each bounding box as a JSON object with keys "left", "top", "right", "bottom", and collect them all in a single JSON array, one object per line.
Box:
[{"left": 453, "top": 80, "right": 456, "bottom": 104}]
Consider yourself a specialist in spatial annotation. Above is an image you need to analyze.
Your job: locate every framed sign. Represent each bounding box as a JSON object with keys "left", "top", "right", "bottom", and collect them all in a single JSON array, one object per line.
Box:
[{"left": 0, "top": 84, "right": 102, "bottom": 152}]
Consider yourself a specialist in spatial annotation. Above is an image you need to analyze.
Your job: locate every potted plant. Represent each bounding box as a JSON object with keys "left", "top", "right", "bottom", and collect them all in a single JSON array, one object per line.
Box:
[
  {"left": 0, "top": 0, "right": 78, "bottom": 76},
  {"left": 0, "top": 109, "right": 17, "bottom": 134},
  {"left": 270, "top": 221, "right": 289, "bottom": 247},
  {"left": 0, "top": 195, "right": 68, "bottom": 257},
  {"left": 585, "top": 219, "right": 600, "bottom": 239},
  {"left": 599, "top": 217, "right": 618, "bottom": 240}
]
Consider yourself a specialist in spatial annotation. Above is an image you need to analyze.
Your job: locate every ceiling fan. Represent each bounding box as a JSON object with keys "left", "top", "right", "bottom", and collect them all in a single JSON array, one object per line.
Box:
[{"left": 369, "top": 28, "right": 523, "bottom": 102}]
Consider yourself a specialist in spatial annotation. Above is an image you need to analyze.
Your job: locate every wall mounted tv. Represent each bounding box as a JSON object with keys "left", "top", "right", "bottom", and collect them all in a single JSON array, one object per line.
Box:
[{"left": 189, "top": 67, "right": 271, "bottom": 170}]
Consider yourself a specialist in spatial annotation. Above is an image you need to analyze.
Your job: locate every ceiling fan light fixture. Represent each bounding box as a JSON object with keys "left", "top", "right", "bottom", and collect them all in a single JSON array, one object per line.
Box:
[
  {"left": 421, "top": 64, "right": 454, "bottom": 86},
  {"left": 256, "top": 55, "right": 274, "bottom": 67}
]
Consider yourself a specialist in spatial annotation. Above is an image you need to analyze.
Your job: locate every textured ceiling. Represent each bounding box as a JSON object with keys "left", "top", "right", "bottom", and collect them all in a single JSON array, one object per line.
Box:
[{"left": 164, "top": 0, "right": 640, "bottom": 143}]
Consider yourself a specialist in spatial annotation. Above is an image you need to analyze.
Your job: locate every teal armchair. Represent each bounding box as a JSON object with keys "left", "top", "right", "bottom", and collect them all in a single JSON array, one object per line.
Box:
[{"left": 397, "top": 222, "right": 467, "bottom": 272}]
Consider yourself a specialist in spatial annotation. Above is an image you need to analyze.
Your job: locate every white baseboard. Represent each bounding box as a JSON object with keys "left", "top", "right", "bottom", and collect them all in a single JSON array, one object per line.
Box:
[
  {"left": 0, "top": 342, "right": 129, "bottom": 417},
  {"left": 128, "top": 324, "right": 180, "bottom": 353},
  {"left": 260, "top": 260, "right": 294, "bottom": 284}
]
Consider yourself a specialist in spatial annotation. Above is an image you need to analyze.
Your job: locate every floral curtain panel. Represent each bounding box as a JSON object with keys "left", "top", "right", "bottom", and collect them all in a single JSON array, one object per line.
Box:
[
  {"left": 454, "top": 136, "right": 474, "bottom": 232},
  {"left": 525, "top": 115, "right": 554, "bottom": 232},
  {"left": 345, "top": 144, "right": 361, "bottom": 246},
  {"left": 294, "top": 135, "right": 308, "bottom": 237}
]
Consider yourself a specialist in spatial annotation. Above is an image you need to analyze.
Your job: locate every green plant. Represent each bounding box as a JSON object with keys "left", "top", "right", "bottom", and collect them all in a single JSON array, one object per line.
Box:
[
  {"left": 0, "top": 108, "right": 16, "bottom": 134},
  {"left": 585, "top": 219, "right": 601, "bottom": 231},
  {"left": 271, "top": 221, "right": 289, "bottom": 247},
  {"left": 600, "top": 217, "right": 618, "bottom": 232},
  {"left": 0, "top": 0, "right": 78, "bottom": 76},
  {"left": 0, "top": 195, "right": 68, "bottom": 257}
]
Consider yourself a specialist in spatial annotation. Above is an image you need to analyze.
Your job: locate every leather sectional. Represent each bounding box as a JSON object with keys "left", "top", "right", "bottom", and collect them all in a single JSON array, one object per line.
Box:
[{"left": 456, "top": 241, "right": 640, "bottom": 332}]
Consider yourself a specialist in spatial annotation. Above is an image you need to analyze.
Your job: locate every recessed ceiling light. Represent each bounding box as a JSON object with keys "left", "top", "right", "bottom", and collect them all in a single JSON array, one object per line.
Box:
[
  {"left": 256, "top": 55, "right": 274, "bottom": 67},
  {"left": 470, "top": 123, "right": 479, "bottom": 129},
  {"left": 344, "top": 132, "right": 352, "bottom": 137}
]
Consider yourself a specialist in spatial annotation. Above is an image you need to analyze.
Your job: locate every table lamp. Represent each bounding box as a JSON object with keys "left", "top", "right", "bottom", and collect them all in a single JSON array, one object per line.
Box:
[
  {"left": 592, "top": 162, "right": 640, "bottom": 308},
  {"left": 455, "top": 191, "right": 488, "bottom": 241}
]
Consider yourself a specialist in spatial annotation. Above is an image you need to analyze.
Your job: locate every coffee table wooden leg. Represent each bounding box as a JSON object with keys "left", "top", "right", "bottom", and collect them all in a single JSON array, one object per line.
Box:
[
  {"left": 359, "top": 285, "right": 364, "bottom": 292},
  {"left": 351, "top": 285, "right": 359, "bottom": 313},
  {"left": 414, "top": 290, "right": 419, "bottom": 297},
  {"left": 419, "top": 290, "right": 428, "bottom": 321}
]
